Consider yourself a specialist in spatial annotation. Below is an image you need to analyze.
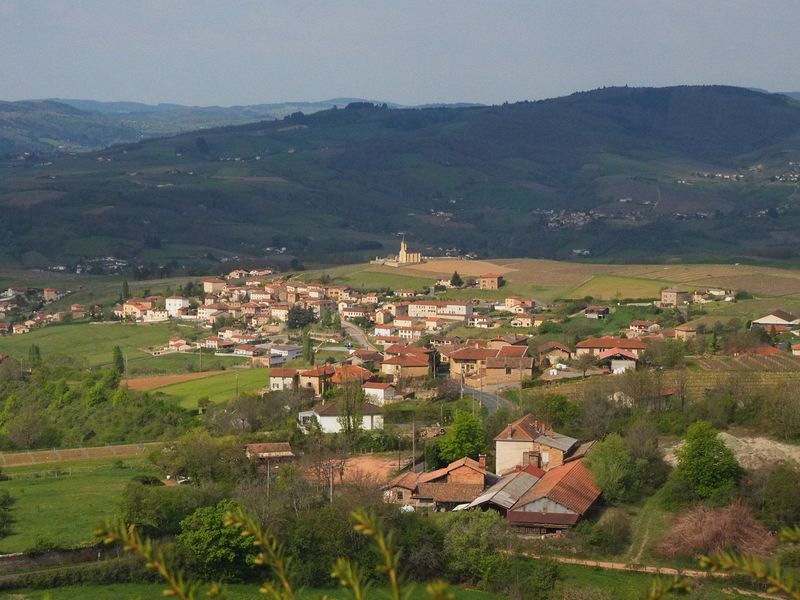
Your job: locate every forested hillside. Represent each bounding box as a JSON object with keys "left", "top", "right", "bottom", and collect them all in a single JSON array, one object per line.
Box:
[{"left": 2, "top": 85, "right": 800, "bottom": 268}]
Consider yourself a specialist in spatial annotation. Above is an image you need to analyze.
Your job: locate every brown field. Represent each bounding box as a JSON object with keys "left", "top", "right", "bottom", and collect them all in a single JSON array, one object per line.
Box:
[
  {"left": 403, "top": 259, "right": 516, "bottom": 277},
  {"left": 342, "top": 453, "right": 402, "bottom": 484},
  {"left": 0, "top": 189, "right": 64, "bottom": 207},
  {"left": 122, "top": 370, "right": 226, "bottom": 391}
]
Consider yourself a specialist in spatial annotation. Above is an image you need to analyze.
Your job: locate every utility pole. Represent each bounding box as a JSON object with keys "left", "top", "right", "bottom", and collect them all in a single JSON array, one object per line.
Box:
[
  {"left": 266, "top": 458, "right": 271, "bottom": 500},
  {"left": 236, "top": 370, "right": 240, "bottom": 399},
  {"left": 412, "top": 418, "right": 416, "bottom": 467},
  {"left": 199, "top": 345, "right": 202, "bottom": 371},
  {"left": 329, "top": 464, "right": 334, "bottom": 504},
  {"left": 519, "top": 357, "right": 524, "bottom": 404}
]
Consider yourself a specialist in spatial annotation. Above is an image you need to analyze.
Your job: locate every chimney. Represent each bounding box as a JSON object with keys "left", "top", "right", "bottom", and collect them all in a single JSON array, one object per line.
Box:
[
  {"left": 478, "top": 454, "right": 486, "bottom": 470},
  {"left": 507, "top": 425, "right": 514, "bottom": 439}
]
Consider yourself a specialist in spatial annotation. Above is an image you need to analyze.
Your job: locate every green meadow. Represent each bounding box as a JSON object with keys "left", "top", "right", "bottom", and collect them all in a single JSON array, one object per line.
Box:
[
  {"left": 153, "top": 368, "right": 270, "bottom": 409},
  {"left": 0, "top": 457, "right": 158, "bottom": 554}
]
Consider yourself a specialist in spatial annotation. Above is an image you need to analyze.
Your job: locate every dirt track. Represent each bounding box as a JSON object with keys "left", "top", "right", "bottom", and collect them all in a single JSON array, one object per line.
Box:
[{"left": 343, "top": 453, "right": 403, "bottom": 483}]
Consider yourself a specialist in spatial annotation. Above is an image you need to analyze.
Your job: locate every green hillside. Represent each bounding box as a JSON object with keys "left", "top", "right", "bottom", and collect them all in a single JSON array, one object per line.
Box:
[{"left": 3, "top": 85, "right": 800, "bottom": 268}]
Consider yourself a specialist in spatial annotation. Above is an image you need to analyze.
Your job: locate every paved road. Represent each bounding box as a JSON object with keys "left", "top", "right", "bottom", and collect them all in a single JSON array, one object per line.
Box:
[
  {"left": 463, "top": 384, "right": 514, "bottom": 415},
  {"left": 341, "top": 320, "right": 377, "bottom": 351}
]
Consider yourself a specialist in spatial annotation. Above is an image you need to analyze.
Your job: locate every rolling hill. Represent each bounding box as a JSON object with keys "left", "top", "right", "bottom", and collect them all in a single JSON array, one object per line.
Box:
[{"left": 2, "top": 85, "right": 800, "bottom": 270}]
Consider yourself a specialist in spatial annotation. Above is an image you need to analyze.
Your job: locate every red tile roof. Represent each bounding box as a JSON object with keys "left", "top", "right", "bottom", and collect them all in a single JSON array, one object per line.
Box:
[
  {"left": 362, "top": 382, "right": 395, "bottom": 390},
  {"left": 382, "top": 355, "right": 430, "bottom": 367},
  {"left": 510, "top": 460, "right": 600, "bottom": 515},
  {"left": 595, "top": 348, "right": 639, "bottom": 361},
  {"left": 300, "top": 364, "right": 337, "bottom": 377},
  {"left": 270, "top": 368, "right": 297, "bottom": 378},
  {"left": 332, "top": 364, "right": 374, "bottom": 384},
  {"left": 246, "top": 442, "right": 294, "bottom": 458},
  {"left": 575, "top": 336, "right": 647, "bottom": 350}
]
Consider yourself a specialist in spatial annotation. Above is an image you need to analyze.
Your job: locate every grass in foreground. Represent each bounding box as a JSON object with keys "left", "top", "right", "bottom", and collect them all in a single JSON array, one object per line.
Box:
[
  {"left": 0, "top": 457, "right": 158, "bottom": 554},
  {"left": 153, "top": 368, "right": 269, "bottom": 409},
  {"left": 2, "top": 584, "right": 500, "bottom": 600}
]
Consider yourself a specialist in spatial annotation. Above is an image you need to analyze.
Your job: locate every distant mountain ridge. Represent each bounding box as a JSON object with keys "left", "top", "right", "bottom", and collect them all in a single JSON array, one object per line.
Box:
[
  {"left": 2, "top": 85, "right": 800, "bottom": 268},
  {"left": 0, "top": 97, "right": 486, "bottom": 155}
]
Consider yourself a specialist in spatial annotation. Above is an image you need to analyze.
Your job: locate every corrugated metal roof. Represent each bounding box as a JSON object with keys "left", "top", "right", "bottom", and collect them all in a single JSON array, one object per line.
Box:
[{"left": 467, "top": 471, "right": 541, "bottom": 510}]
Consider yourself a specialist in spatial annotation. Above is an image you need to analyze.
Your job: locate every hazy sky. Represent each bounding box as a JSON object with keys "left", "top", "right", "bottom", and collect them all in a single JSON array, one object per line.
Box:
[{"left": 1, "top": 1, "right": 798, "bottom": 106}]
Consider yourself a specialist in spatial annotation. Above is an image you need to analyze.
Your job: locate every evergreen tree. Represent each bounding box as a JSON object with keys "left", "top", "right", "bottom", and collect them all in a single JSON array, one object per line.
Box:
[
  {"left": 449, "top": 271, "right": 464, "bottom": 287},
  {"left": 112, "top": 345, "right": 125, "bottom": 375},
  {"left": 302, "top": 333, "right": 315, "bottom": 364},
  {"left": 122, "top": 279, "right": 131, "bottom": 300},
  {"left": 27, "top": 344, "right": 41, "bottom": 367}
]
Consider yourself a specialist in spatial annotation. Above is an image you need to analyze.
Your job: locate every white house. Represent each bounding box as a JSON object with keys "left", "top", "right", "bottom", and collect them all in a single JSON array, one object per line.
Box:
[
  {"left": 268, "top": 368, "right": 297, "bottom": 391},
  {"left": 361, "top": 382, "right": 396, "bottom": 406},
  {"left": 166, "top": 297, "right": 190, "bottom": 317},
  {"left": 298, "top": 402, "right": 384, "bottom": 434},
  {"left": 142, "top": 309, "right": 169, "bottom": 323},
  {"left": 752, "top": 310, "right": 799, "bottom": 329}
]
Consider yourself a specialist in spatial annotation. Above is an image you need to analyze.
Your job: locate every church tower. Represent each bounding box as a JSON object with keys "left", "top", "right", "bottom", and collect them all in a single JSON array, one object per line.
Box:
[{"left": 398, "top": 236, "right": 408, "bottom": 263}]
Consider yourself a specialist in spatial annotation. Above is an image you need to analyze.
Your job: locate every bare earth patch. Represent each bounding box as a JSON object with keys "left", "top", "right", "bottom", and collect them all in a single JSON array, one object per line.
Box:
[
  {"left": 122, "top": 370, "right": 226, "bottom": 391},
  {"left": 663, "top": 432, "right": 800, "bottom": 470},
  {"left": 342, "top": 454, "right": 402, "bottom": 484},
  {"left": 0, "top": 190, "right": 64, "bottom": 207}
]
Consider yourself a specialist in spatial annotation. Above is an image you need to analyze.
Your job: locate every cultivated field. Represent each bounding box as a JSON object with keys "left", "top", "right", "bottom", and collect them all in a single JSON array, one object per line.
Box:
[
  {"left": 122, "top": 370, "right": 227, "bottom": 391},
  {"left": 152, "top": 368, "right": 269, "bottom": 409},
  {"left": 0, "top": 457, "right": 159, "bottom": 554},
  {"left": 301, "top": 257, "right": 800, "bottom": 302}
]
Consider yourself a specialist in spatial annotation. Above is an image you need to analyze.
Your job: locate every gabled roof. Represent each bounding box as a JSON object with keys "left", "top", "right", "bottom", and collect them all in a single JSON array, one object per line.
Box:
[
  {"left": 575, "top": 336, "right": 647, "bottom": 350},
  {"left": 300, "top": 364, "right": 337, "bottom": 377},
  {"left": 535, "top": 341, "right": 572, "bottom": 354},
  {"left": 496, "top": 345, "right": 528, "bottom": 358},
  {"left": 595, "top": 347, "right": 639, "bottom": 361},
  {"left": 383, "top": 344, "right": 431, "bottom": 355},
  {"left": 246, "top": 442, "right": 294, "bottom": 458},
  {"left": 415, "top": 482, "right": 485, "bottom": 503},
  {"left": 270, "top": 368, "right": 297, "bottom": 378},
  {"left": 509, "top": 460, "right": 600, "bottom": 515},
  {"left": 387, "top": 470, "right": 419, "bottom": 491},
  {"left": 494, "top": 414, "right": 553, "bottom": 442},
  {"left": 418, "top": 456, "right": 493, "bottom": 484},
  {"left": 382, "top": 354, "right": 429, "bottom": 367},
  {"left": 332, "top": 364, "right": 373, "bottom": 384},
  {"left": 450, "top": 347, "right": 498, "bottom": 361},
  {"left": 486, "top": 356, "right": 534, "bottom": 369},
  {"left": 362, "top": 381, "right": 395, "bottom": 390}
]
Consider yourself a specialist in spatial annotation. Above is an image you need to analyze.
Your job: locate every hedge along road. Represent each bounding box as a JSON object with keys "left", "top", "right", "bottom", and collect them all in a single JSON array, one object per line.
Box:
[{"left": 0, "top": 442, "right": 164, "bottom": 468}]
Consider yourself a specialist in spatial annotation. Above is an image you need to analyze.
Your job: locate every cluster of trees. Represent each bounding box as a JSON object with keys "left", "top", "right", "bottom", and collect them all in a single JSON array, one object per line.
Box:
[{"left": 0, "top": 357, "right": 191, "bottom": 450}]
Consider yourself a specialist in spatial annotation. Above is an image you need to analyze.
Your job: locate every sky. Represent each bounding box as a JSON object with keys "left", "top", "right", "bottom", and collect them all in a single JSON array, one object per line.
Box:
[{"left": 0, "top": 1, "right": 798, "bottom": 106}]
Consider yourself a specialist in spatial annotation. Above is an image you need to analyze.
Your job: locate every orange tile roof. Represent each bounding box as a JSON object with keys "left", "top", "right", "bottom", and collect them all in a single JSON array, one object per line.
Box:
[{"left": 510, "top": 460, "right": 600, "bottom": 515}]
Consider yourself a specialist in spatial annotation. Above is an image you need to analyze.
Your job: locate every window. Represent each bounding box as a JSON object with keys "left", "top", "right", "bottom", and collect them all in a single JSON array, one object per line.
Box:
[
  {"left": 541, "top": 451, "right": 550, "bottom": 466},
  {"left": 396, "top": 490, "right": 404, "bottom": 500}
]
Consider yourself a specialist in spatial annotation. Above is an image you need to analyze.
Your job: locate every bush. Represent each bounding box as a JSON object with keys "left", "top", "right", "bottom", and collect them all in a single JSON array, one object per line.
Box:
[
  {"left": 656, "top": 500, "right": 776, "bottom": 559},
  {"left": 483, "top": 555, "right": 559, "bottom": 600},
  {"left": 442, "top": 510, "right": 507, "bottom": 583},
  {"left": 587, "top": 508, "right": 632, "bottom": 554}
]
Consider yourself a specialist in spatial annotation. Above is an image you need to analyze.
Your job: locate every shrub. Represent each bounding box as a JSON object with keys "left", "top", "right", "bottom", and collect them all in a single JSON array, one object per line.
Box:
[
  {"left": 588, "top": 508, "right": 632, "bottom": 554},
  {"left": 656, "top": 500, "right": 776, "bottom": 559},
  {"left": 483, "top": 555, "right": 559, "bottom": 600},
  {"left": 0, "top": 555, "right": 155, "bottom": 591}
]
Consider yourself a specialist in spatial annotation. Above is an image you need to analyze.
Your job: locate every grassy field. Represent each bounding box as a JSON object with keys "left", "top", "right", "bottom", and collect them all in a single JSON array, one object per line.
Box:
[
  {"left": 563, "top": 274, "right": 666, "bottom": 300},
  {"left": 5, "top": 567, "right": 750, "bottom": 600},
  {"left": 0, "top": 322, "right": 246, "bottom": 374},
  {"left": 3, "top": 584, "right": 501, "bottom": 600},
  {"left": 153, "top": 368, "right": 270, "bottom": 409},
  {"left": 0, "top": 457, "right": 158, "bottom": 554}
]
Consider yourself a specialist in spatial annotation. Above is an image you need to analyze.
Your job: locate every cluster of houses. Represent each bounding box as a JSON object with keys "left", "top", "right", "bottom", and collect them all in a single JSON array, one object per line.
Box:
[
  {"left": 385, "top": 413, "right": 599, "bottom": 532},
  {"left": 0, "top": 286, "right": 87, "bottom": 336}
]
